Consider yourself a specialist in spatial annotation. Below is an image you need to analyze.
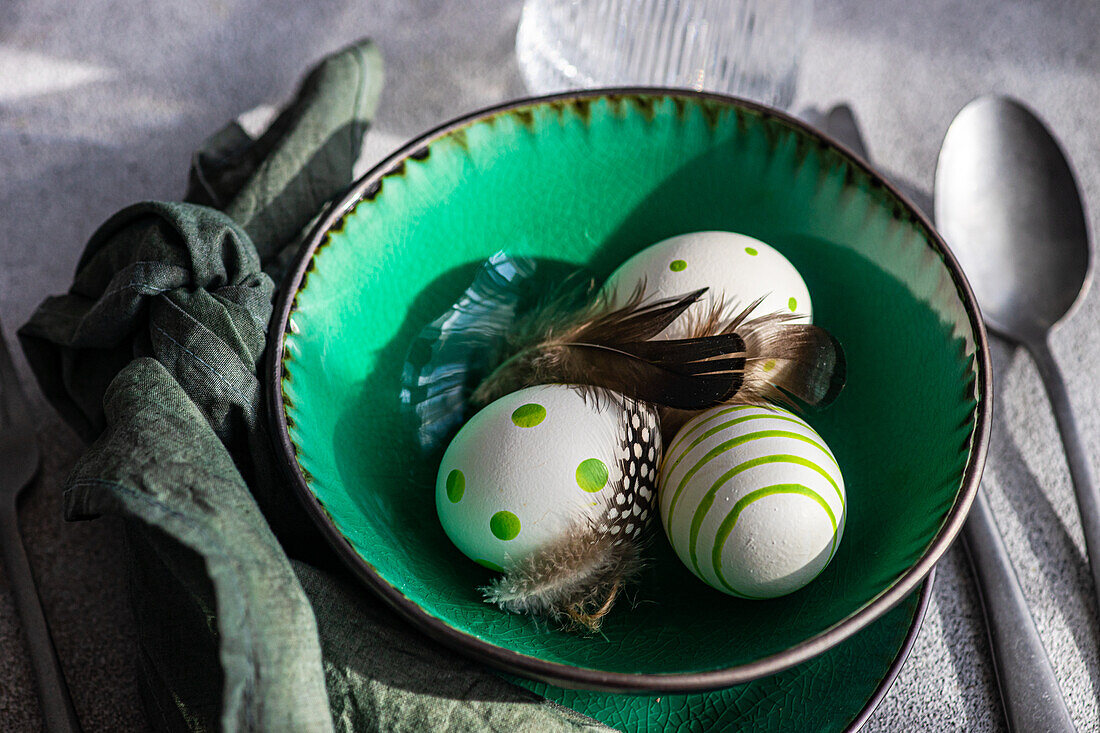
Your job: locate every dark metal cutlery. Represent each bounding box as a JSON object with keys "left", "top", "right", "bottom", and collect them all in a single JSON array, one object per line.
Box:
[
  {"left": 0, "top": 320, "right": 82, "bottom": 732},
  {"left": 808, "top": 99, "right": 1078, "bottom": 732},
  {"left": 936, "top": 96, "right": 1087, "bottom": 733}
]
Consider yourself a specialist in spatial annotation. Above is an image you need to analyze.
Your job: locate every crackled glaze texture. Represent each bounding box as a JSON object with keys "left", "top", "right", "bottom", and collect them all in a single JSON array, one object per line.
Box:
[
  {"left": 513, "top": 579, "right": 928, "bottom": 731},
  {"left": 278, "top": 93, "right": 983, "bottom": 683}
]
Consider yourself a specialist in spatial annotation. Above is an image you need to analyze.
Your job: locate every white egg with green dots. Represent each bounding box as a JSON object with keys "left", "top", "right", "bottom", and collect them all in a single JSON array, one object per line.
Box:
[
  {"left": 603, "top": 231, "right": 813, "bottom": 338},
  {"left": 659, "top": 403, "right": 845, "bottom": 599},
  {"left": 436, "top": 384, "right": 661, "bottom": 572}
]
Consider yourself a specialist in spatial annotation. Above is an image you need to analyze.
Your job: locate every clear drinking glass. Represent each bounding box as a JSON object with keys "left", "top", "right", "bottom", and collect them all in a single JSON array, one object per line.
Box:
[{"left": 516, "top": 0, "right": 814, "bottom": 110}]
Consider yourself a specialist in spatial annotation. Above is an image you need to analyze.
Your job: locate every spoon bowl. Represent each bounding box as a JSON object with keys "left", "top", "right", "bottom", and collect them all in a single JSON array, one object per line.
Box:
[{"left": 935, "top": 95, "right": 1090, "bottom": 343}]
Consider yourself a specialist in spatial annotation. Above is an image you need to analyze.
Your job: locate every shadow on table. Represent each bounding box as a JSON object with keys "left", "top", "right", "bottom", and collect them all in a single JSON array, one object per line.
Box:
[
  {"left": 930, "top": 548, "right": 1005, "bottom": 731},
  {"left": 887, "top": 169, "right": 1099, "bottom": 721},
  {"left": 987, "top": 340, "right": 1100, "bottom": 699}
]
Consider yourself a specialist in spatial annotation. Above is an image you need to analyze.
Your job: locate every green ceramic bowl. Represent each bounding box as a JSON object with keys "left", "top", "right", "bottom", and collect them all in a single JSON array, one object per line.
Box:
[{"left": 269, "top": 89, "right": 990, "bottom": 692}]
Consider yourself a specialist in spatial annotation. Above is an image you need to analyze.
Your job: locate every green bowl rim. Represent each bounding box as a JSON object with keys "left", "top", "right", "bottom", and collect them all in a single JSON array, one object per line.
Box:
[{"left": 265, "top": 87, "right": 991, "bottom": 692}]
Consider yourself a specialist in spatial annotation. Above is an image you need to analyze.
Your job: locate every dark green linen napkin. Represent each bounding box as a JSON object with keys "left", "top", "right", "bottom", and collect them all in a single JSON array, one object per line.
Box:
[{"left": 19, "top": 39, "right": 608, "bottom": 733}]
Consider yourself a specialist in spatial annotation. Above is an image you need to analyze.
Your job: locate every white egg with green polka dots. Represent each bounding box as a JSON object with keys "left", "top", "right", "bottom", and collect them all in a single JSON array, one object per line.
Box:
[
  {"left": 659, "top": 403, "right": 845, "bottom": 599},
  {"left": 437, "top": 384, "right": 660, "bottom": 571},
  {"left": 603, "top": 231, "right": 812, "bottom": 339}
]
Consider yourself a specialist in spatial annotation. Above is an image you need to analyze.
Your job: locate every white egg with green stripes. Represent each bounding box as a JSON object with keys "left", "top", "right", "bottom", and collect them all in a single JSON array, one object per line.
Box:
[{"left": 658, "top": 403, "right": 846, "bottom": 599}]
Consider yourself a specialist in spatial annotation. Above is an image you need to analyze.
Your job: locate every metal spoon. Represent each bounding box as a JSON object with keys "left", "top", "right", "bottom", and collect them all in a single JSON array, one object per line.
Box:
[
  {"left": 936, "top": 95, "right": 1087, "bottom": 732},
  {"left": 0, "top": 322, "right": 81, "bottom": 732}
]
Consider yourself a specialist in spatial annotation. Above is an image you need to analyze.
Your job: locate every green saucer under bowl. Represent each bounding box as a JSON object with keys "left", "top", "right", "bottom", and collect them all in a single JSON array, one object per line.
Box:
[
  {"left": 268, "top": 90, "right": 989, "bottom": 692},
  {"left": 518, "top": 571, "right": 933, "bottom": 731}
]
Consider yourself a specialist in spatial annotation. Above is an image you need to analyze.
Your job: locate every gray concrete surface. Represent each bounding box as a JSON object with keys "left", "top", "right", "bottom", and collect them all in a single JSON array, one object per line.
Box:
[{"left": 1, "top": 0, "right": 1098, "bottom": 729}]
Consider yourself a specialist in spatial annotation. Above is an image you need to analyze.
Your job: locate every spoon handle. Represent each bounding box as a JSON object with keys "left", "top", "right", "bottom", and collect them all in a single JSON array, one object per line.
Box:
[
  {"left": 1028, "top": 336, "right": 1100, "bottom": 610},
  {"left": 962, "top": 488, "right": 1077, "bottom": 732}
]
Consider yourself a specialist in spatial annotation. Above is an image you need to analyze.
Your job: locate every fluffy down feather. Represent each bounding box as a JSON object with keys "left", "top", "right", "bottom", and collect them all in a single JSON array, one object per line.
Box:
[{"left": 481, "top": 518, "right": 644, "bottom": 632}]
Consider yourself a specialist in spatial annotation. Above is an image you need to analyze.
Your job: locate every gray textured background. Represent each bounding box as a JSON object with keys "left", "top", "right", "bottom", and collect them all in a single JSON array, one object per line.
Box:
[{"left": 1, "top": 0, "right": 1098, "bottom": 730}]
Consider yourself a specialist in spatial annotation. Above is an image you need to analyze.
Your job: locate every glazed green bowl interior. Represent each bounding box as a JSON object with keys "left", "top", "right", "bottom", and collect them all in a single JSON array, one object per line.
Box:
[{"left": 276, "top": 91, "right": 986, "bottom": 689}]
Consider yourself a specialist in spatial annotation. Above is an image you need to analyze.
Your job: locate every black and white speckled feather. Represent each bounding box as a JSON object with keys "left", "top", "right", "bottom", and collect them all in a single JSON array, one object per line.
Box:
[{"left": 601, "top": 400, "right": 660, "bottom": 544}]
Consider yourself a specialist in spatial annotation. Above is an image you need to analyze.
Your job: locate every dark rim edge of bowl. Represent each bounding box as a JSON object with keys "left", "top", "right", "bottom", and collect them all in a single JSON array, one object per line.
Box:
[
  {"left": 844, "top": 567, "right": 936, "bottom": 733},
  {"left": 265, "top": 87, "right": 992, "bottom": 693}
]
